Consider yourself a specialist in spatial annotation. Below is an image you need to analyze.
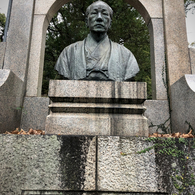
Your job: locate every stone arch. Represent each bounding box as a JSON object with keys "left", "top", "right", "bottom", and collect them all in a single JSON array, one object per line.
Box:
[{"left": 26, "top": 0, "right": 166, "bottom": 100}]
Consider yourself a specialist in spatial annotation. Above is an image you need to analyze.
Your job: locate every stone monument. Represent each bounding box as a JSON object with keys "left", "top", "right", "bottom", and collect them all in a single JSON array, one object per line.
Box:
[
  {"left": 45, "top": 1, "right": 148, "bottom": 136},
  {"left": 1, "top": 0, "right": 195, "bottom": 194}
]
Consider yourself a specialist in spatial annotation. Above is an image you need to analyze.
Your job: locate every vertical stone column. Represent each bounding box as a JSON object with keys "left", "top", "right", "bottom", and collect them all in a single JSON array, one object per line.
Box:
[
  {"left": 148, "top": 18, "right": 167, "bottom": 100},
  {"left": 163, "top": 0, "right": 191, "bottom": 85},
  {"left": 0, "top": 0, "right": 35, "bottom": 132},
  {"left": 3, "top": 0, "right": 35, "bottom": 82},
  {"left": 26, "top": 15, "right": 49, "bottom": 97},
  {"left": 26, "top": 0, "right": 68, "bottom": 96},
  {"left": 163, "top": 0, "right": 192, "bottom": 132}
]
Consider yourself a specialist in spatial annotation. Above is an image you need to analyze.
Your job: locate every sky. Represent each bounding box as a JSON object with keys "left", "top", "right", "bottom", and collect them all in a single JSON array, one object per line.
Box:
[
  {"left": 0, "top": 0, "right": 8, "bottom": 16},
  {"left": 186, "top": 7, "right": 195, "bottom": 45},
  {"left": 0, "top": 0, "right": 195, "bottom": 44}
]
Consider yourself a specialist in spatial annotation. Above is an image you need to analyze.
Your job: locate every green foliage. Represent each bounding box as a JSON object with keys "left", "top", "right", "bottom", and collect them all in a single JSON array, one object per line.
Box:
[
  {"left": 0, "top": 13, "right": 6, "bottom": 42},
  {"left": 134, "top": 137, "right": 195, "bottom": 194},
  {"left": 189, "top": 41, "right": 195, "bottom": 48},
  {"left": 43, "top": 0, "right": 151, "bottom": 97}
]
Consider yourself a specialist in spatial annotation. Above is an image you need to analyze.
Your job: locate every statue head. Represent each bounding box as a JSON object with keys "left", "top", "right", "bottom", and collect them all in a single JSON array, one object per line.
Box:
[{"left": 86, "top": 1, "right": 113, "bottom": 33}]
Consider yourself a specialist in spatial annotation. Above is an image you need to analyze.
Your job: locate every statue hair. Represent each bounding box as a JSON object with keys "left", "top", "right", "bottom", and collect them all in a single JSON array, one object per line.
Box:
[{"left": 86, "top": 1, "right": 113, "bottom": 19}]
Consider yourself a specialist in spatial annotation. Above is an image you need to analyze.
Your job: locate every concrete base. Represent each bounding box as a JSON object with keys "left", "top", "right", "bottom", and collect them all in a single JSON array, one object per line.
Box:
[{"left": 45, "top": 80, "right": 148, "bottom": 136}]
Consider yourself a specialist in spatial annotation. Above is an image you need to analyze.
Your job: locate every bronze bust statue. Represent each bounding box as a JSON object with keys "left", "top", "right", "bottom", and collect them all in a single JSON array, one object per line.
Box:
[{"left": 55, "top": 0, "right": 139, "bottom": 81}]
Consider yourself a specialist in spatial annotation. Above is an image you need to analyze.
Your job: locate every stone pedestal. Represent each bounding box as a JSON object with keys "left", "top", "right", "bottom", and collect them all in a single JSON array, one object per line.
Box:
[{"left": 45, "top": 80, "right": 148, "bottom": 136}]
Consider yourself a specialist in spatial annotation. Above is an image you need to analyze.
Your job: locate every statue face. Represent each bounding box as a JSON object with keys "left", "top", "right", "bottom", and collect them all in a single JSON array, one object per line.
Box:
[{"left": 87, "top": 2, "right": 111, "bottom": 33}]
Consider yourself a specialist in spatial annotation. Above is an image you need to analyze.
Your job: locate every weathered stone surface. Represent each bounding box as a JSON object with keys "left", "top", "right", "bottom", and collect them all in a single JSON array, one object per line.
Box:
[
  {"left": 35, "top": 0, "right": 67, "bottom": 21},
  {"left": 170, "top": 74, "right": 195, "bottom": 132},
  {"left": 154, "top": 138, "right": 195, "bottom": 194},
  {"left": 0, "top": 42, "right": 6, "bottom": 69},
  {"left": 97, "top": 136, "right": 162, "bottom": 192},
  {"left": 35, "top": 0, "right": 57, "bottom": 16},
  {"left": 26, "top": 15, "right": 49, "bottom": 97},
  {"left": 144, "top": 100, "right": 170, "bottom": 134},
  {"left": 126, "top": 0, "right": 163, "bottom": 25},
  {"left": 149, "top": 19, "right": 167, "bottom": 100},
  {"left": 34, "top": 0, "right": 163, "bottom": 25},
  {"left": 46, "top": 114, "right": 148, "bottom": 136},
  {"left": 163, "top": 0, "right": 191, "bottom": 86},
  {"left": 3, "top": 0, "right": 34, "bottom": 81},
  {"left": 46, "top": 80, "right": 148, "bottom": 136},
  {"left": 0, "top": 96, "right": 22, "bottom": 132},
  {"left": 163, "top": 0, "right": 192, "bottom": 133},
  {"left": 26, "top": 0, "right": 66, "bottom": 96},
  {"left": 0, "top": 70, "right": 24, "bottom": 133},
  {"left": 0, "top": 70, "right": 24, "bottom": 97},
  {"left": 189, "top": 48, "right": 195, "bottom": 74},
  {"left": 46, "top": 113, "right": 111, "bottom": 135},
  {"left": 1, "top": 135, "right": 194, "bottom": 194},
  {"left": 0, "top": 135, "right": 96, "bottom": 194},
  {"left": 20, "top": 97, "right": 49, "bottom": 131},
  {"left": 48, "top": 80, "right": 147, "bottom": 101}
]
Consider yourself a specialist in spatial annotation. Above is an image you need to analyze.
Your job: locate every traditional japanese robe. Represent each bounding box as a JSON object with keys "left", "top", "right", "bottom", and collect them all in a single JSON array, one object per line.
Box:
[{"left": 55, "top": 34, "right": 139, "bottom": 81}]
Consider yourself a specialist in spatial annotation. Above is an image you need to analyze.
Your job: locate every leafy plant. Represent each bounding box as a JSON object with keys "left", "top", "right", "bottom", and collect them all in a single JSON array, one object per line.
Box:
[{"left": 121, "top": 136, "right": 195, "bottom": 194}]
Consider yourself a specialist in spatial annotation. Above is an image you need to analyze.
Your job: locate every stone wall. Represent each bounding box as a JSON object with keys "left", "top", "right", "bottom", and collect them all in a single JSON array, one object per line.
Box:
[{"left": 0, "top": 135, "right": 195, "bottom": 195}]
